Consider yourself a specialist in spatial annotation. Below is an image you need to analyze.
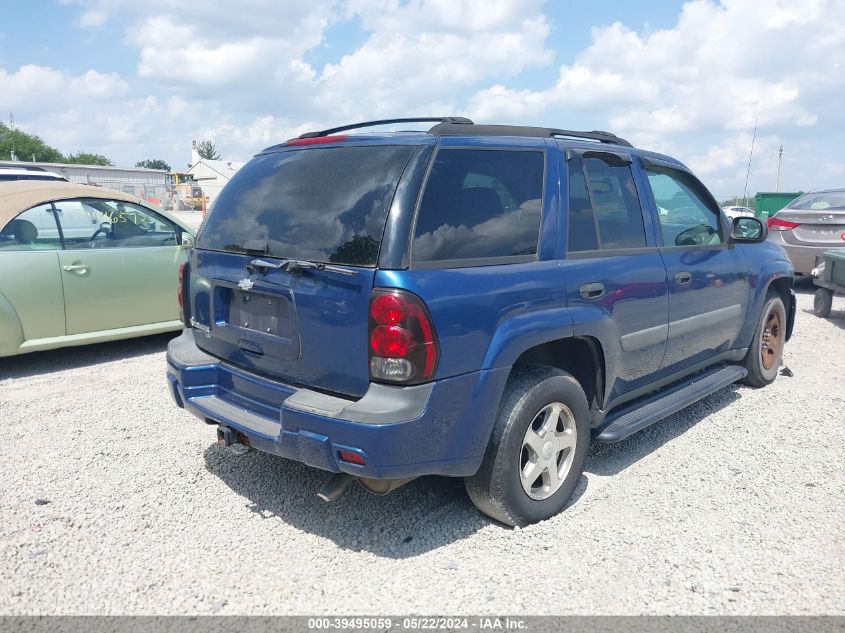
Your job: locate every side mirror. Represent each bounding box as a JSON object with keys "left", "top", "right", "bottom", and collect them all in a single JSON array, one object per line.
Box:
[
  {"left": 181, "top": 234, "right": 195, "bottom": 248},
  {"left": 731, "top": 216, "right": 767, "bottom": 243}
]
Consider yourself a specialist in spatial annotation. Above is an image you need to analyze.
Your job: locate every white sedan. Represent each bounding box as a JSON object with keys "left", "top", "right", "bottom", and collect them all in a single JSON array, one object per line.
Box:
[{"left": 722, "top": 205, "right": 755, "bottom": 220}]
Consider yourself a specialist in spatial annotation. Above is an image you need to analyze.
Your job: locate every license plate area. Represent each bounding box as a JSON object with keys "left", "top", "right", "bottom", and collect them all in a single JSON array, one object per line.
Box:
[
  {"left": 226, "top": 288, "right": 291, "bottom": 337},
  {"left": 210, "top": 282, "right": 301, "bottom": 361}
]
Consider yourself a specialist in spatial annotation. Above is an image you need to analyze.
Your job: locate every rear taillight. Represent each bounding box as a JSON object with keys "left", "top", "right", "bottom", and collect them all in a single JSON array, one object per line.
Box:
[
  {"left": 369, "top": 289, "right": 438, "bottom": 384},
  {"left": 767, "top": 216, "right": 800, "bottom": 231}
]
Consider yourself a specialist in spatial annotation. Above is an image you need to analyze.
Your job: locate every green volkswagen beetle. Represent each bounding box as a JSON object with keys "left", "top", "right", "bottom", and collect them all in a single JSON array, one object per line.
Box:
[{"left": 0, "top": 181, "right": 195, "bottom": 357}]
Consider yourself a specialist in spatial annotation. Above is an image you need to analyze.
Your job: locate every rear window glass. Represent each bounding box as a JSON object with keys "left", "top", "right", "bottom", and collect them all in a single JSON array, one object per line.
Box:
[
  {"left": 789, "top": 191, "right": 845, "bottom": 210},
  {"left": 412, "top": 149, "right": 544, "bottom": 263},
  {"left": 197, "top": 145, "right": 415, "bottom": 266}
]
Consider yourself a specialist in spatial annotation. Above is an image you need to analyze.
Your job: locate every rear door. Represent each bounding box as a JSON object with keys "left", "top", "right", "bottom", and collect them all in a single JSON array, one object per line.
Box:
[
  {"left": 55, "top": 198, "right": 187, "bottom": 334},
  {"left": 190, "top": 143, "right": 418, "bottom": 398},
  {"left": 559, "top": 148, "right": 669, "bottom": 403},
  {"left": 0, "top": 204, "right": 65, "bottom": 347},
  {"left": 640, "top": 159, "right": 750, "bottom": 372}
]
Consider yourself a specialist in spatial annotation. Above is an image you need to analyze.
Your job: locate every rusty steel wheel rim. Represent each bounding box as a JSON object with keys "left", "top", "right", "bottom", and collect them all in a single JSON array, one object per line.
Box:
[{"left": 760, "top": 309, "right": 783, "bottom": 370}]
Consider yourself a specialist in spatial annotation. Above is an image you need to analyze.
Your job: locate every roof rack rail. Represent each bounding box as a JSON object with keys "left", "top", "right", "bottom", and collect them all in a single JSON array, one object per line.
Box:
[
  {"left": 549, "top": 129, "right": 632, "bottom": 148},
  {"left": 298, "top": 117, "right": 474, "bottom": 139},
  {"left": 551, "top": 129, "right": 633, "bottom": 147},
  {"left": 428, "top": 122, "right": 633, "bottom": 148}
]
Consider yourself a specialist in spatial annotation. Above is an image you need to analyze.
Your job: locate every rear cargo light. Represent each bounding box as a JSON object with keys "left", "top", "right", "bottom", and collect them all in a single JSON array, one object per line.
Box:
[
  {"left": 368, "top": 289, "right": 438, "bottom": 384},
  {"left": 285, "top": 135, "right": 348, "bottom": 146},
  {"left": 767, "top": 217, "right": 800, "bottom": 231}
]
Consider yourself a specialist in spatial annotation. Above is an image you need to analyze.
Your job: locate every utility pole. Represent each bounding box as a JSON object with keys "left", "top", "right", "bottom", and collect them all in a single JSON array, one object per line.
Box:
[
  {"left": 742, "top": 117, "right": 757, "bottom": 208},
  {"left": 776, "top": 144, "right": 783, "bottom": 192},
  {"left": 9, "top": 112, "right": 17, "bottom": 162}
]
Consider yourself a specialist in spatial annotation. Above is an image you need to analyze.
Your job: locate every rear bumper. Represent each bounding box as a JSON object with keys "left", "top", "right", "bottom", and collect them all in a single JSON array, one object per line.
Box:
[
  {"left": 768, "top": 234, "right": 845, "bottom": 275},
  {"left": 166, "top": 329, "right": 509, "bottom": 479}
]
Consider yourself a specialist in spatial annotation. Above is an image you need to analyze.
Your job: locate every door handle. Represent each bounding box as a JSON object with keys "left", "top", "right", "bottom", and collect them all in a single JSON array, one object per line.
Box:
[
  {"left": 675, "top": 271, "right": 692, "bottom": 285},
  {"left": 580, "top": 282, "right": 605, "bottom": 300},
  {"left": 62, "top": 264, "right": 89, "bottom": 273}
]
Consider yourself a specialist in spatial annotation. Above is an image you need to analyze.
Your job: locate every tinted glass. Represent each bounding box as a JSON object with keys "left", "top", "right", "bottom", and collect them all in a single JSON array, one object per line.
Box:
[
  {"left": 56, "top": 199, "right": 179, "bottom": 248},
  {"left": 0, "top": 204, "right": 63, "bottom": 251},
  {"left": 646, "top": 168, "right": 722, "bottom": 246},
  {"left": 197, "top": 145, "right": 415, "bottom": 266},
  {"left": 566, "top": 157, "right": 598, "bottom": 251},
  {"left": 584, "top": 157, "right": 646, "bottom": 249},
  {"left": 412, "top": 149, "right": 543, "bottom": 263},
  {"left": 567, "top": 156, "right": 646, "bottom": 251}
]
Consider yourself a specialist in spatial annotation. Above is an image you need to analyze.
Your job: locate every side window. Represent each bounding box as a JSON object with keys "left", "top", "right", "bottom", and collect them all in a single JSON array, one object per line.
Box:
[
  {"left": 645, "top": 168, "right": 723, "bottom": 247},
  {"left": 412, "top": 149, "right": 544, "bottom": 263},
  {"left": 567, "top": 156, "right": 647, "bottom": 252},
  {"left": 0, "top": 204, "right": 63, "bottom": 251},
  {"left": 57, "top": 199, "right": 179, "bottom": 249}
]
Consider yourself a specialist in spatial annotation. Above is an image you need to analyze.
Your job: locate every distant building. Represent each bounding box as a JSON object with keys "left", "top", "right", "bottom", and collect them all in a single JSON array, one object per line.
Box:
[
  {"left": 186, "top": 142, "right": 245, "bottom": 208},
  {"left": 0, "top": 159, "right": 167, "bottom": 207}
]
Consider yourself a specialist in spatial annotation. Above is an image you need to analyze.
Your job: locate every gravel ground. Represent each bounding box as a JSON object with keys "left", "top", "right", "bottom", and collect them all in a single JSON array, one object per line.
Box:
[{"left": 1, "top": 289, "right": 843, "bottom": 615}]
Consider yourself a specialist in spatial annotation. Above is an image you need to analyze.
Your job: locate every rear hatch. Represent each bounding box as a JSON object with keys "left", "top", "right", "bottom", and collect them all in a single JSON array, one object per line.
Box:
[
  {"left": 189, "top": 142, "right": 418, "bottom": 398},
  {"left": 773, "top": 191, "right": 845, "bottom": 247}
]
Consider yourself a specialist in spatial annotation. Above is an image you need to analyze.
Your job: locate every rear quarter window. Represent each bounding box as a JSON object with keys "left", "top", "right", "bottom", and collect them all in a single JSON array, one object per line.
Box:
[{"left": 412, "top": 148, "right": 544, "bottom": 265}]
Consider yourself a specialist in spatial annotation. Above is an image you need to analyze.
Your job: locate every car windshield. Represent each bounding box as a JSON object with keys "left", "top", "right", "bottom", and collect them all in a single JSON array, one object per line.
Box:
[
  {"left": 789, "top": 191, "right": 845, "bottom": 210},
  {"left": 196, "top": 145, "right": 415, "bottom": 266}
]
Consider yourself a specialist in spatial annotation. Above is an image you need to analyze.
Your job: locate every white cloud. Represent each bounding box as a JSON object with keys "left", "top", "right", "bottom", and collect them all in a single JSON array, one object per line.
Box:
[
  {"left": 5, "top": 0, "right": 845, "bottom": 194},
  {"left": 465, "top": 0, "right": 845, "bottom": 193},
  {"left": 0, "top": 65, "right": 128, "bottom": 111},
  {"left": 74, "top": 9, "right": 107, "bottom": 27}
]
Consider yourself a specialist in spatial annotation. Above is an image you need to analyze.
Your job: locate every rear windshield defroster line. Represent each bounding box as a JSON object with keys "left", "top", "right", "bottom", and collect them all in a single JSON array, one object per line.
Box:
[{"left": 197, "top": 145, "right": 416, "bottom": 267}]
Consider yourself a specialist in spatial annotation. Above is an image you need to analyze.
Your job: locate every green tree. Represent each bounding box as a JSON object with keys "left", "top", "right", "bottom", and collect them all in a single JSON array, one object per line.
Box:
[
  {"left": 0, "top": 122, "right": 64, "bottom": 163},
  {"left": 196, "top": 140, "right": 220, "bottom": 160},
  {"left": 329, "top": 235, "right": 379, "bottom": 266},
  {"left": 65, "top": 152, "right": 113, "bottom": 166},
  {"left": 135, "top": 158, "right": 171, "bottom": 171}
]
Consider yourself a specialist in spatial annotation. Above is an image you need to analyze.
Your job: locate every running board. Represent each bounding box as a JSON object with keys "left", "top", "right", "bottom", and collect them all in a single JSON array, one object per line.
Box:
[{"left": 594, "top": 365, "right": 747, "bottom": 443}]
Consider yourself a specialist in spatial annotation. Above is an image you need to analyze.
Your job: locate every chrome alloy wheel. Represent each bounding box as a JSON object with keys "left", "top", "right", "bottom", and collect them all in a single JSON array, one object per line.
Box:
[{"left": 519, "top": 402, "right": 577, "bottom": 500}]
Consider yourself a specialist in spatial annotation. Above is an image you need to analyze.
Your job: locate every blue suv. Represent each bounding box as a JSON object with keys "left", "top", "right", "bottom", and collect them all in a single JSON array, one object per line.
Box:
[{"left": 167, "top": 117, "right": 795, "bottom": 526}]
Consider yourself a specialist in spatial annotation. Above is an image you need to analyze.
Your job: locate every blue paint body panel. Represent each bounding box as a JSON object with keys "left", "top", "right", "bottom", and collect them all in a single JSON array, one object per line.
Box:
[{"left": 167, "top": 129, "right": 794, "bottom": 479}]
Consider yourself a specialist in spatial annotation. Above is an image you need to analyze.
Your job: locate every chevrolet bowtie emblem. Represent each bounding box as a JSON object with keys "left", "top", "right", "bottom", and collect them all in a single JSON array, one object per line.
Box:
[{"left": 238, "top": 278, "right": 255, "bottom": 291}]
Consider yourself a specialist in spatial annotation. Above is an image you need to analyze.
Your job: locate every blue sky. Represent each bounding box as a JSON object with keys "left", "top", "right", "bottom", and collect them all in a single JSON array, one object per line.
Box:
[{"left": 1, "top": 0, "right": 843, "bottom": 196}]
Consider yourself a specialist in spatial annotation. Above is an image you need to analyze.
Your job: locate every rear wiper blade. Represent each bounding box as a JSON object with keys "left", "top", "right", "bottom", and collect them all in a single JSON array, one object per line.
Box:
[{"left": 248, "top": 258, "right": 357, "bottom": 276}]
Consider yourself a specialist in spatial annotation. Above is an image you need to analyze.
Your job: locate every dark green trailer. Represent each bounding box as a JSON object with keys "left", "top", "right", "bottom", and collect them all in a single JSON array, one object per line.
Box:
[{"left": 754, "top": 191, "right": 803, "bottom": 219}]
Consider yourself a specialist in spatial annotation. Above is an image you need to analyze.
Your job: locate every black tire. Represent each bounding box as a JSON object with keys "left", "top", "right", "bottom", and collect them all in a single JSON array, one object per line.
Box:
[
  {"left": 742, "top": 292, "right": 786, "bottom": 388},
  {"left": 814, "top": 288, "right": 833, "bottom": 318},
  {"left": 464, "top": 365, "right": 590, "bottom": 527}
]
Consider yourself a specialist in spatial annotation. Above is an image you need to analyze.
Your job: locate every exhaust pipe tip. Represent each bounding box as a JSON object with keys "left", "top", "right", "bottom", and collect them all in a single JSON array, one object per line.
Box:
[{"left": 318, "top": 473, "right": 356, "bottom": 502}]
